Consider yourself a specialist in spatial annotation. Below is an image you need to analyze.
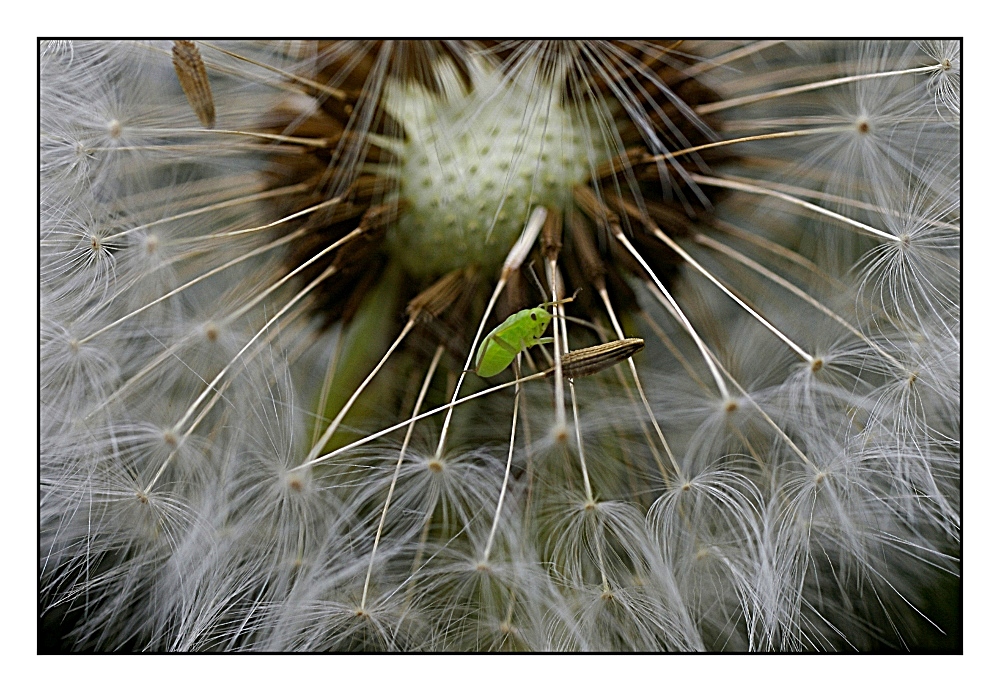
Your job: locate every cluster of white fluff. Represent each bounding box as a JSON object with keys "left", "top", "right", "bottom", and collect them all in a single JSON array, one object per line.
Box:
[{"left": 40, "top": 40, "right": 959, "bottom": 651}]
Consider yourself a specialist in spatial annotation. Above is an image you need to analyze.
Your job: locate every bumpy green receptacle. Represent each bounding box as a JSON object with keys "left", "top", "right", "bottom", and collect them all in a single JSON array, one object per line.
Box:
[{"left": 382, "top": 58, "right": 608, "bottom": 278}]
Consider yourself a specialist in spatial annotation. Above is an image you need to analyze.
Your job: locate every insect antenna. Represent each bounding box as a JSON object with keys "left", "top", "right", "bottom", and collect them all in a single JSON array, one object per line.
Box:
[
  {"left": 527, "top": 262, "right": 581, "bottom": 308},
  {"left": 526, "top": 261, "right": 548, "bottom": 302},
  {"left": 540, "top": 287, "right": 582, "bottom": 309}
]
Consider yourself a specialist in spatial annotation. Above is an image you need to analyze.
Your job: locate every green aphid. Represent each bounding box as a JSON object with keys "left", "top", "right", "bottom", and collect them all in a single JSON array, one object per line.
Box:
[{"left": 474, "top": 294, "right": 577, "bottom": 378}]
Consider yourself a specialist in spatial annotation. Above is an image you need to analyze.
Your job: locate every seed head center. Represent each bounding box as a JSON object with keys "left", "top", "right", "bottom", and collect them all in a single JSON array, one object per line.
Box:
[{"left": 383, "top": 62, "right": 604, "bottom": 277}]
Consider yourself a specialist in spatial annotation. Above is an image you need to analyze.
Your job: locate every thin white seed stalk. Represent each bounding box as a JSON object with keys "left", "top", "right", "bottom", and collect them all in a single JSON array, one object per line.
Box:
[
  {"left": 103, "top": 181, "right": 313, "bottom": 242},
  {"left": 651, "top": 225, "right": 813, "bottom": 362},
  {"left": 567, "top": 379, "right": 608, "bottom": 593},
  {"left": 568, "top": 375, "right": 593, "bottom": 503},
  {"left": 716, "top": 174, "right": 960, "bottom": 232},
  {"left": 557, "top": 298, "right": 603, "bottom": 594},
  {"left": 305, "top": 319, "right": 416, "bottom": 463},
  {"left": 708, "top": 216, "right": 840, "bottom": 283},
  {"left": 600, "top": 348, "right": 671, "bottom": 487},
  {"left": 708, "top": 349, "right": 818, "bottom": 473},
  {"left": 252, "top": 298, "right": 319, "bottom": 373},
  {"left": 483, "top": 355, "right": 522, "bottom": 563},
  {"left": 144, "top": 377, "right": 231, "bottom": 494},
  {"left": 89, "top": 289, "right": 318, "bottom": 418},
  {"left": 615, "top": 230, "right": 730, "bottom": 398},
  {"left": 78, "top": 225, "right": 309, "bottom": 342},
  {"left": 638, "top": 309, "right": 710, "bottom": 392},
  {"left": 81, "top": 203, "right": 357, "bottom": 342},
  {"left": 433, "top": 207, "right": 547, "bottom": 459},
  {"left": 693, "top": 233, "right": 905, "bottom": 370},
  {"left": 198, "top": 41, "right": 349, "bottom": 101},
  {"left": 695, "top": 64, "right": 940, "bottom": 115},
  {"left": 204, "top": 193, "right": 353, "bottom": 240},
  {"left": 360, "top": 345, "right": 444, "bottom": 612},
  {"left": 310, "top": 327, "right": 345, "bottom": 449},
  {"left": 681, "top": 40, "right": 784, "bottom": 77},
  {"left": 548, "top": 258, "right": 567, "bottom": 434},
  {"left": 688, "top": 173, "right": 898, "bottom": 242},
  {"left": 144, "top": 128, "right": 332, "bottom": 148},
  {"left": 517, "top": 366, "right": 537, "bottom": 524},
  {"left": 173, "top": 263, "right": 337, "bottom": 433},
  {"left": 649, "top": 126, "right": 849, "bottom": 162},
  {"left": 295, "top": 371, "right": 551, "bottom": 471},
  {"left": 598, "top": 287, "right": 681, "bottom": 481}
]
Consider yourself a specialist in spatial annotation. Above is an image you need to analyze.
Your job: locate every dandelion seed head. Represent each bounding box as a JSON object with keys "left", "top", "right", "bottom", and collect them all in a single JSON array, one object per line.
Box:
[
  {"left": 919, "top": 40, "right": 961, "bottom": 121},
  {"left": 40, "top": 40, "right": 960, "bottom": 652}
]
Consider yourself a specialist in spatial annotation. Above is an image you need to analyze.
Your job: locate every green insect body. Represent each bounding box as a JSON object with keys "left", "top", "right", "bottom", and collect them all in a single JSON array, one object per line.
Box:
[{"left": 474, "top": 305, "right": 557, "bottom": 378}]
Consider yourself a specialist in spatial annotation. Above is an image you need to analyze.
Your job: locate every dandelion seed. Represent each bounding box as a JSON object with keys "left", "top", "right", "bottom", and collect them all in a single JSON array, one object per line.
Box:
[
  {"left": 554, "top": 338, "right": 645, "bottom": 379},
  {"left": 172, "top": 41, "right": 216, "bottom": 128}
]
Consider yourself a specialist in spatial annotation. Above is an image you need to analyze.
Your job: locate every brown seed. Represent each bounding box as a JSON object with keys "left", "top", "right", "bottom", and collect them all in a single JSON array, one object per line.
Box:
[
  {"left": 172, "top": 41, "right": 216, "bottom": 128},
  {"left": 593, "top": 146, "right": 649, "bottom": 180},
  {"left": 541, "top": 207, "right": 563, "bottom": 261},
  {"left": 407, "top": 267, "right": 474, "bottom": 321},
  {"left": 551, "top": 338, "right": 645, "bottom": 379},
  {"left": 567, "top": 209, "right": 606, "bottom": 286},
  {"left": 359, "top": 201, "right": 406, "bottom": 232},
  {"left": 573, "top": 185, "right": 620, "bottom": 228}
]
